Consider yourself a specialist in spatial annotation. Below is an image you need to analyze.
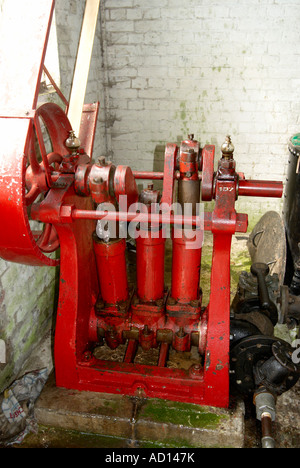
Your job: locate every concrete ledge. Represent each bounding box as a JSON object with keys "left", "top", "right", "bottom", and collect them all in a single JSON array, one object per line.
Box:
[{"left": 34, "top": 373, "right": 245, "bottom": 448}]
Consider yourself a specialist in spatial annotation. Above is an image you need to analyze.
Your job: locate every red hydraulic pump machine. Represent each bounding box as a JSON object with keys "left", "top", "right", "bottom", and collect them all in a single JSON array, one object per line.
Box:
[{"left": 1, "top": 0, "right": 298, "bottom": 412}]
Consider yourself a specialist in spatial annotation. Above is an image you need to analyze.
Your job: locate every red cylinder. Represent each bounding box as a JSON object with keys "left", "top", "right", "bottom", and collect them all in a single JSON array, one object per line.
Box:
[
  {"left": 136, "top": 229, "right": 165, "bottom": 302},
  {"left": 93, "top": 235, "right": 129, "bottom": 304},
  {"left": 171, "top": 229, "right": 202, "bottom": 303}
]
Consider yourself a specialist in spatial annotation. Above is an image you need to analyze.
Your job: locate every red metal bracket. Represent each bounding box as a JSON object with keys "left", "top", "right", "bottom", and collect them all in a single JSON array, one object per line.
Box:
[
  {"left": 161, "top": 144, "right": 178, "bottom": 205},
  {"left": 201, "top": 145, "right": 215, "bottom": 201}
]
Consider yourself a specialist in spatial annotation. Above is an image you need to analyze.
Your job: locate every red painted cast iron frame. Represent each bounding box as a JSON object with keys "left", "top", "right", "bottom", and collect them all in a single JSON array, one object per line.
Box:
[
  {"left": 29, "top": 140, "right": 281, "bottom": 408},
  {"left": 0, "top": 0, "right": 283, "bottom": 408}
]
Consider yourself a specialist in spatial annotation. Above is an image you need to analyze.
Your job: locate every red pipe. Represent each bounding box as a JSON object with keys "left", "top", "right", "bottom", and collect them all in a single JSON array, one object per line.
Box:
[
  {"left": 93, "top": 236, "right": 129, "bottom": 304},
  {"left": 133, "top": 171, "right": 164, "bottom": 180},
  {"left": 238, "top": 180, "right": 283, "bottom": 198}
]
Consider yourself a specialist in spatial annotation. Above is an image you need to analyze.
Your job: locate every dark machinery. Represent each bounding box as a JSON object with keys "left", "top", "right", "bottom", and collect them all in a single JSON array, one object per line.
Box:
[{"left": 230, "top": 260, "right": 300, "bottom": 447}]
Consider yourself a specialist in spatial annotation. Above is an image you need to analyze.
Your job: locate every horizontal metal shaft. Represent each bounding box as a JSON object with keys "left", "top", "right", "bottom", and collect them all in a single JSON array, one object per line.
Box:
[{"left": 72, "top": 209, "right": 203, "bottom": 227}]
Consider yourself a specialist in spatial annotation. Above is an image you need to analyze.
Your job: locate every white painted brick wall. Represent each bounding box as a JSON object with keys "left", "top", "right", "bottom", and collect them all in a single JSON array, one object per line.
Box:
[{"left": 98, "top": 0, "right": 300, "bottom": 216}]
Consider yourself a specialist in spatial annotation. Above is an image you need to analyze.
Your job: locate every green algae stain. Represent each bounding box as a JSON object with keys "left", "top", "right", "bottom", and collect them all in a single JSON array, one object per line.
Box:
[
  {"left": 230, "top": 250, "right": 252, "bottom": 288},
  {"left": 173, "top": 102, "right": 190, "bottom": 138},
  {"left": 16, "top": 426, "right": 129, "bottom": 449},
  {"left": 94, "top": 399, "right": 120, "bottom": 416},
  {"left": 141, "top": 399, "right": 225, "bottom": 429},
  {"left": 180, "top": 101, "right": 187, "bottom": 121}
]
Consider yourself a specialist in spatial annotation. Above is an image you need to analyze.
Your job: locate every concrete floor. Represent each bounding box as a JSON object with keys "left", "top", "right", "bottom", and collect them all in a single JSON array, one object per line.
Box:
[{"left": 1, "top": 233, "right": 299, "bottom": 448}]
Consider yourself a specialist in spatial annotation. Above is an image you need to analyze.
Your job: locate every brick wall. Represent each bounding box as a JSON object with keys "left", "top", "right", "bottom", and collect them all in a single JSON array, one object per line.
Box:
[{"left": 99, "top": 0, "right": 300, "bottom": 218}]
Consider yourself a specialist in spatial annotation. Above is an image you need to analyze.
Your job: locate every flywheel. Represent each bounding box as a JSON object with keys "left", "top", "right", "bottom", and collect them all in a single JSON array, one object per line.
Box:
[{"left": 0, "top": 102, "right": 72, "bottom": 266}]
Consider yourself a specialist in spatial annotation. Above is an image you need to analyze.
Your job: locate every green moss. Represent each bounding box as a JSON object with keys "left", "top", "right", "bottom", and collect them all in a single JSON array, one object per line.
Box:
[
  {"left": 94, "top": 399, "right": 120, "bottom": 416},
  {"left": 0, "top": 361, "right": 15, "bottom": 393},
  {"left": 141, "top": 399, "right": 225, "bottom": 429}
]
